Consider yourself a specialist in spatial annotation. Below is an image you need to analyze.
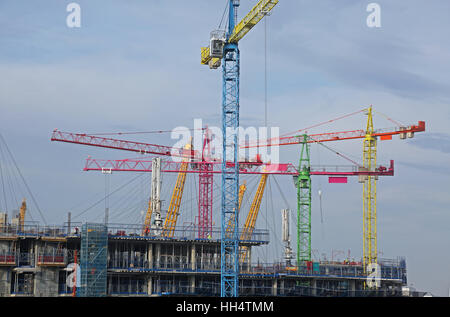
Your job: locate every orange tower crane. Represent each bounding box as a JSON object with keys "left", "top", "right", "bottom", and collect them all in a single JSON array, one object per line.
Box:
[
  {"left": 239, "top": 174, "right": 268, "bottom": 264},
  {"left": 161, "top": 142, "right": 192, "bottom": 238}
]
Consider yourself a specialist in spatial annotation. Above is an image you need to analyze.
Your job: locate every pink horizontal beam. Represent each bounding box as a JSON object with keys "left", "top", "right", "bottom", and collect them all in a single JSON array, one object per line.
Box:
[{"left": 83, "top": 159, "right": 394, "bottom": 177}]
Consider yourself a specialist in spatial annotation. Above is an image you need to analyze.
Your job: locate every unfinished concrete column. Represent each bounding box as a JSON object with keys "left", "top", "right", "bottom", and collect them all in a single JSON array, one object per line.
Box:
[
  {"left": 272, "top": 279, "right": 277, "bottom": 296},
  {"left": 147, "top": 276, "right": 152, "bottom": 295},
  {"left": 156, "top": 276, "right": 161, "bottom": 294},
  {"left": 191, "top": 244, "right": 196, "bottom": 271},
  {"left": 156, "top": 243, "right": 161, "bottom": 269},
  {"left": 0, "top": 269, "right": 10, "bottom": 296},
  {"left": 130, "top": 243, "right": 134, "bottom": 268},
  {"left": 34, "top": 242, "right": 38, "bottom": 268},
  {"left": 248, "top": 247, "right": 252, "bottom": 271},
  {"left": 311, "top": 279, "right": 317, "bottom": 296},
  {"left": 349, "top": 279, "right": 356, "bottom": 297},
  {"left": 279, "top": 279, "right": 284, "bottom": 296},
  {"left": 33, "top": 242, "right": 38, "bottom": 296},
  {"left": 190, "top": 276, "right": 195, "bottom": 294},
  {"left": 147, "top": 243, "right": 153, "bottom": 269}
]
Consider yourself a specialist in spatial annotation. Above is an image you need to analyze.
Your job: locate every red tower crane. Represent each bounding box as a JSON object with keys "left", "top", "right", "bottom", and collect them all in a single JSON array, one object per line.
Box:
[
  {"left": 51, "top": 128, "right": 261, "bottom": 239},
  {"left": 83, "top": 157, "right": 394, "bottom": 177},
  {"left": 242, "top": 121, "right": 425, "bottom": 148}
]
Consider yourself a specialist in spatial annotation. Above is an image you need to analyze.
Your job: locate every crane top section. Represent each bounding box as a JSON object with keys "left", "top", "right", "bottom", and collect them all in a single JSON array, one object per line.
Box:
[
  {"left": 51, "top": 129, "right": 198, "bottom": 159},
  {"left": 201, "top": 0, "right": 279, "bottom": 68},
  {"left": 229, "top": 0, "right": 279, "bottom": 44},
  {"left": 243, "top": 121, "right": 426, "bottom": 148}
]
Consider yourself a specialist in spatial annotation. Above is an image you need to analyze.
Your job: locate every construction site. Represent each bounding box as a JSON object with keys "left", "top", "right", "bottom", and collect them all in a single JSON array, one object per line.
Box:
[
  {"left": 0, "top": 221, "right": 410, "bottom": 297},
  {"left": 0, "top": 1, "right": 432, "bottom": 297}
]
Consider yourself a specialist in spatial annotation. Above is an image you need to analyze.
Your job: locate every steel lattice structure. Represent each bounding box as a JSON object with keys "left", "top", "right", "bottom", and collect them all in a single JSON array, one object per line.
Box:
[
  {"left": 200, "top": 0, "right": 279, "bottom": 296},
  {"left": 297, "top": 135, "right": 312, "bottom": 264},
  {"left": 198, "top": 129, "right": 214, "bottom": 239},
  {"left": 220, "top": 17, "right": 241, "bottom": 299},
  {"left": 363, "top": 107, "right": 378, "bottom": 278}
]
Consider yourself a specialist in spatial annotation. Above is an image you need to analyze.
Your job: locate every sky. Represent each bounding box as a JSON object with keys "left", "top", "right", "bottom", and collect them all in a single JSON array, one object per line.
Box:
[{"left": 0, "top": 0, "right": 449, "bottom": 296}]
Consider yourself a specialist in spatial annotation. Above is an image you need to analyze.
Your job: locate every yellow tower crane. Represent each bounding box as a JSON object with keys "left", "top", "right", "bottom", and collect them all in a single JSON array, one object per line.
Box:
[
  {"left": 238, "top": 182, "right": 247, "bottom": 211},
  {"left": 239, "top": 174, "right": 268, "bottom": 264},
  {"left": 19, "top": 198, "right": 26, "bottom": 232},
  {"left": 142, "top": 199, "right": 153, "bottom": 236},
  {"left": 225, "top": 181, "right": 247, "bottom": 238},
  {"left": 362, "top": 107, "right": 377, "bottom": 275},
  {"left": 201, "top": 0, "right": 279, "bottom": 69},
  {"left": 161, "top": 142, "right": 192, "bottom": 238}
]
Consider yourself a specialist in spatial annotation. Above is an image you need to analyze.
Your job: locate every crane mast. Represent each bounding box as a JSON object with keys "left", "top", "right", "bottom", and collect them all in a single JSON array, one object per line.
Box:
[
  {"left": 220, "top": 0, "right": 241, "bottom": 297},
  {"left": 142, "top": 157, "right": 162, "bottom": 236},
  {"left": 363, "top": 107, "right": 377, "bottom": 282},
  {"left": 296, "top": 135, "right": 312, "bottom": 264},
  {"left": 201, "top": 0, "right": 279, "bottom": 298},
  {"left": 281, "top": 209, "right": 293, "bottom": 266},
  {"left": 198, "top": 128, "right": 214, "bottom": 239},
  {"left": 19, "top": 198, "right": 26, "bottom": 233}
]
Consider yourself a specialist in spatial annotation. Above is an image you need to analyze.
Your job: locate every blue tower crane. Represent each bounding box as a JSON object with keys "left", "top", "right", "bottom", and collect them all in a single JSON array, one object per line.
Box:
[{"left": 200, "top": 0, "right": 279, "bottom": 297}]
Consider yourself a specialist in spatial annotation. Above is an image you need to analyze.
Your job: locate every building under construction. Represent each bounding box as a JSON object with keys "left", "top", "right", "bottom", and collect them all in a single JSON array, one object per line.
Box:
[
  {"left": 0, "top": 1, "right": 428, "bottom": 298},
  {"left": 0, "top": 110, "right": 426, "bottom": 297},
  {"left": 0, "top": 221, "right": 410, "bottom": 297}
]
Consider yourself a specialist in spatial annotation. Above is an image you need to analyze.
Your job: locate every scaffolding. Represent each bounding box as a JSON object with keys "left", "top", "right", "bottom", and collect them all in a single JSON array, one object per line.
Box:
[{"left": 79, "top": 223, "right": 108, "bottom": 297}]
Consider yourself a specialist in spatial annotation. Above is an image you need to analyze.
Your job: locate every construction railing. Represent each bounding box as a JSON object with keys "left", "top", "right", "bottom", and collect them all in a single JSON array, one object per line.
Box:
[
  {"left": 106, "top": 223, "right": 270, "bottom": 244},
  {"left": 0, "top": 251, "right": 16, "bottom": 265},
  {"left": 0, "top": 222, "right": 83, "bottom": 239},
  {"left": 37, "top": 250, "right": 66, "bottom": 266},
  {"left": 1, "top": 222, "right": 270, "bottom": 244},
  {"left": 240, "top": 260, "right": 406, "bottom": 281}
]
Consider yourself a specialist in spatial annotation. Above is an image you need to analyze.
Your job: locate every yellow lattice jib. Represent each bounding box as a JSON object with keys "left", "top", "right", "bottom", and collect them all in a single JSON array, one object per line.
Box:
[
  {"left": 162, "top": 142, "right": 192, "bottom": 238},
  {"left": 239, "top": 174, "right": 268, "bottom": 264}
]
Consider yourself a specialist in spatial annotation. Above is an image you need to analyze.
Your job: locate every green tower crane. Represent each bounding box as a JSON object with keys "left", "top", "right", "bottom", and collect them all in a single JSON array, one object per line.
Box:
[{"left": 296, "top": 134, "right": 312, "bottom": 264}]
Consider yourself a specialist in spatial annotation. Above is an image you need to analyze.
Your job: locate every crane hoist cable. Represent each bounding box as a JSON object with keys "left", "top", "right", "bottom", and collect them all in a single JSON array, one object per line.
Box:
[
  {"left": 279, "top": 108, "right": 368, "bottom": 138},
  {"left": 373, "top": 109, "right": 405, "bottom": 127},
  {"left": 243, "top": 108, "right": 368, "bottom": 147},
  {"left": 86, "top": 127, "right": 205, "bottom": 136},
  {"left": 218, "top": 0, "right": 230, "bottom": 30},
  {"left": 0, "top": 133, "right": 47, "bottom": 225},
  {"left": 72, "top": 173, "right": 145, "bottom": 220},
  {"left": 105, "top": 176, "right": 144, "bottom": 223},
  {"left": 272, "top": 176, "right": 290, "bottom": 210}
]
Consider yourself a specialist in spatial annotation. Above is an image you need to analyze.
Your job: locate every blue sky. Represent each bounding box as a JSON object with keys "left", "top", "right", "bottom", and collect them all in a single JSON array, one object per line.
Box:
[{"left": 0, "top": 0, "right": 449, "bottom": 296}]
